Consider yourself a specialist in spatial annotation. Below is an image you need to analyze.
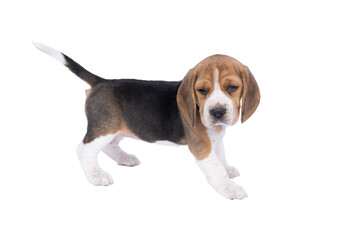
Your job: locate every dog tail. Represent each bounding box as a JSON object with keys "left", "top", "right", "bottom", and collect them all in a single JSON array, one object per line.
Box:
[{"left": 34, "top": 42, "right": 104, "bottom": 87}]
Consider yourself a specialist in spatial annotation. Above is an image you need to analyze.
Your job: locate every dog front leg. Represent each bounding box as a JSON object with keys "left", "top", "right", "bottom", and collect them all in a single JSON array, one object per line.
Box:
[
  {"left": 196, "top": 151, "right": 247, "bottom": 200},
  {"left": 215, "top": 139, "right": 240, "bottom": 178}
]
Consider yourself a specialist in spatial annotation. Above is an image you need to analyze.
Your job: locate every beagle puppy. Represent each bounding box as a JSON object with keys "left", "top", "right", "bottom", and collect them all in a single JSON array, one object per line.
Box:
[{"left": 34, "top": 43, "right": 260, "bottom": 200}]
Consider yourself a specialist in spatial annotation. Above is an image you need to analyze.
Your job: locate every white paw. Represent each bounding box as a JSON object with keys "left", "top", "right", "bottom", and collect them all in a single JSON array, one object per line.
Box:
[
  {"left": 86, "top": 169, "right": 114, "bottom": 186},
  {"left": 117, "top": 154, "right": 140, "bottom": 167},
  {"left": 225, "top": 165, "right": 240, "bottom": 178},
  {"left": 210, "top": 179, "right": 247, "bottom": 200}
]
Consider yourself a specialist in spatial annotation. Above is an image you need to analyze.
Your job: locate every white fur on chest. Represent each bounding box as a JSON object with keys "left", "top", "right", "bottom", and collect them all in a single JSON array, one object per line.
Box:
[{"left": 207, "top": 127, "right": 226, "bottom": 145}]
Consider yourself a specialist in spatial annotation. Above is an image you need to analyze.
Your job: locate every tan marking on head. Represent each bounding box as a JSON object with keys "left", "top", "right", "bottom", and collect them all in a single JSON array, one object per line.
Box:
[{"left": 189, "top": 54, "right": 260, "bottom": 126}]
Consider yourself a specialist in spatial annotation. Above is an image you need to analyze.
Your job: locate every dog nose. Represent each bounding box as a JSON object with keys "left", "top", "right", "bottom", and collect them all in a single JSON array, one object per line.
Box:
[{"left": 210, "top": 108, "right": 226, "bottom": 119}]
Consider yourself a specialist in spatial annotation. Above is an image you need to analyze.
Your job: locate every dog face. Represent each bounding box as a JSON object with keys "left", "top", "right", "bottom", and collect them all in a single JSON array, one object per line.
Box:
[
  {"left": 177, "top": 54, "right": 260, "bottom": 129},
  {"left": 195, "top": 63, "right": 243, "bottom": 128}
]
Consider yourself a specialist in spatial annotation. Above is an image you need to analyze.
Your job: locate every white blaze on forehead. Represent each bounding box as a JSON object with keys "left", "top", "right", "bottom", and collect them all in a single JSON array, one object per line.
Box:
[
  {"left": 208, "top": 67, "right": 226, "bottom": 105},
  {"left": 213, "top": 68, "right": 220, "bottom": 88}
]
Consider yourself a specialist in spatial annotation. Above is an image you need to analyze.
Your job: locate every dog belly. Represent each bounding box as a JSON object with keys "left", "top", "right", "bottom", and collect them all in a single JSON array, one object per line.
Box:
[{"left": 154, "top": 140, "right": 182, "bottom": 146}]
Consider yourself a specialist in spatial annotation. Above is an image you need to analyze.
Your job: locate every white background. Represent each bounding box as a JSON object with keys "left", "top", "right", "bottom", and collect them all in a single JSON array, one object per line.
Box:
[{"left": 1, "top": 0, "right": 359, "bottom": 239}]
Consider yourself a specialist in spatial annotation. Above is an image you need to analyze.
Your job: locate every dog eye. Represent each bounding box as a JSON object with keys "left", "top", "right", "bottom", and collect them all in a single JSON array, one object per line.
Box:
[
  {"left": 198, "top": 88, "right": 208, "bottom": 96},
  {"left": 227, "top": 85, "right": 238, "bottom": 94}
]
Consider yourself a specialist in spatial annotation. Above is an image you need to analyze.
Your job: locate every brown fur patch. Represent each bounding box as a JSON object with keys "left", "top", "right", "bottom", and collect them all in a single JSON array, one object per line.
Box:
[
  {"left": 85, "top": 89, "right": 92, "bottom": 97},
  {"left": 214, "top": 125, "right": 223, "bottom": 132},
  {"left": 115, "top": 122, "right": 139, "bottom": 140},
  {"left": 182, "top": 112, "right": 212, "bottom": 160},
  {"left": 238, "top": 67, "right": 260, "bottom": 123},
  {"left": 177, "top": 68, "right": 197, "bottom": 127}
]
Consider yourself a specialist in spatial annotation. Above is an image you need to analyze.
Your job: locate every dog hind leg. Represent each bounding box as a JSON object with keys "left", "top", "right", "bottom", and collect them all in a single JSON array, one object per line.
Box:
[
  {"left": 77, "top": 134, "right": 118, "bottom": 186},
  {"left": 102, "top": 134, "right": 140, "bottom": 167}
]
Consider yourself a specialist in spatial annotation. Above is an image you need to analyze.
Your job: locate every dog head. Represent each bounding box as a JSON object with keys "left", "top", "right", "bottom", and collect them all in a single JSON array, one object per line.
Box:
[{"left": 177, "top": 54, "right": 260, "bottom": 129}]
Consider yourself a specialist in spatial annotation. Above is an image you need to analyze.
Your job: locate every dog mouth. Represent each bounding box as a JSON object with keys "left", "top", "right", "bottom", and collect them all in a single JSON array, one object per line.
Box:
[
  {"left": 213, "top": 121, "right": 227, "bottom": 126},
  {"left": 208, "top": 117, "right": 233, "bottom": 127}
]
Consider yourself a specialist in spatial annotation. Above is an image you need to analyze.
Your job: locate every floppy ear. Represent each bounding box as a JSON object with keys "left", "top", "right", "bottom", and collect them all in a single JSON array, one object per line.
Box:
[
  {"left": 177, "top": 68, "right": 197, "bottom": 127},
  {"left": 239, "top": 66, "right": 260, "bottom": 123}
]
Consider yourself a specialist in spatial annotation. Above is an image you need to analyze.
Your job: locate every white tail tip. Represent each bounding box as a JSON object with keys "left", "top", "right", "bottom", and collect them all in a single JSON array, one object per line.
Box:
[{"left": 33, "top": 42, "right": 66, "bottom": 65}]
